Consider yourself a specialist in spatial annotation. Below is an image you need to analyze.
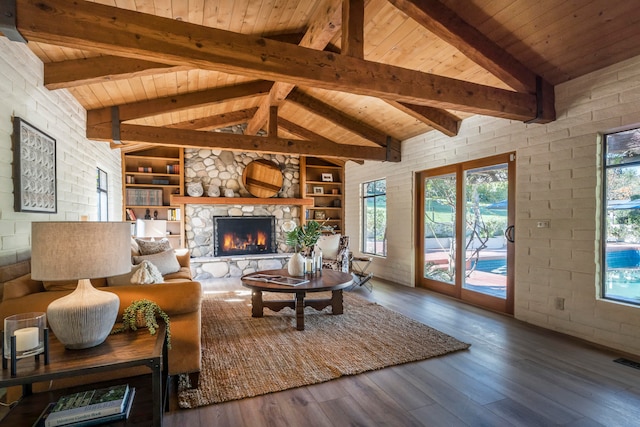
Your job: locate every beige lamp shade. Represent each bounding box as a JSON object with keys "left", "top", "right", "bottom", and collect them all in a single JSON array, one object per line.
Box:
[
  {"left": 136, "top": 219, "right": 167, "bottom": 239},
  {"left": 31, "top": 222, "right": 131, "bottom": 349}
]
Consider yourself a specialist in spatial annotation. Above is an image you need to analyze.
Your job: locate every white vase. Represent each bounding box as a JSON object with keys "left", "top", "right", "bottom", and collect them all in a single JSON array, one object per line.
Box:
[
  {"left": 207, "top": 184, "right": 220, "bottom": 197},
  {"left": 287, "top": 252, "right": 305, "bottom": 277}
]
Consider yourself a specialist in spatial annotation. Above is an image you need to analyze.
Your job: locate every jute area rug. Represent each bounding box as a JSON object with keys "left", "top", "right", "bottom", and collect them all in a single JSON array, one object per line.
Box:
[{"left": 177, "top": 289, "right": 470, "bottom": 408}]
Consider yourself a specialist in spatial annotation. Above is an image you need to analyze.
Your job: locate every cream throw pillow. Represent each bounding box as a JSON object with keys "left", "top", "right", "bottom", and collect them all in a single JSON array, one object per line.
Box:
[
  {"left": 133, "top": 249, "right": 181, "bottom": 276},
  {"left": 130, "top": 260, "right": 164, "bottom": 285}
]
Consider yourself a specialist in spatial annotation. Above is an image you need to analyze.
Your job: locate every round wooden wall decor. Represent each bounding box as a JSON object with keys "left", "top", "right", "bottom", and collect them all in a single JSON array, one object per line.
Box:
[{"left": 242, "top": 159, "right": 283, "bottom": 198}]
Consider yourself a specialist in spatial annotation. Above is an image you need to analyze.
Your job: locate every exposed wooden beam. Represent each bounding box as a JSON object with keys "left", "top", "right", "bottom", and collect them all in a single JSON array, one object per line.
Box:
[
  {"left": 287, "top": 88, "right": 401, "bottom": 150},
  {"left": 15, "top": 0, "right": 539, "bottom": 122},
  {"left": 387, "top": 0, "right": 555, "bottom": 122},
  {"left": 384, "top": 100, "right": 460, "bottom": 136},
  {"left": 244, "top": 0, "right": 343, "bottom": 136},
  {"left": 43, "top": 33, "right": 306, "bottom": 90},
  {"left": 166, "top": 108, "right": 258, "bottom": 130},
  {"left": 342, "top": 0, "right": 365, "bottom": 59},
  {"left": 268, "top": 106, "right": 278, "bottom": 137},
  {"left": 88, "top": 124, "right": 392, "bottom": 162},
  {"left": 44, "top": 56, "right": 177, "bottom": 89},
  {"left": 87, "top": 80, "right": 272, "bottom": 126},
  {"left": 279, "top": 119, "right": 365, "bottom": 165}
]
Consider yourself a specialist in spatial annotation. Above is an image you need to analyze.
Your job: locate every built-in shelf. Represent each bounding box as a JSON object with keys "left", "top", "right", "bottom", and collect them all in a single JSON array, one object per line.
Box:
[{"left": 170, "top": 196, "right": 314, "bottom": 206}]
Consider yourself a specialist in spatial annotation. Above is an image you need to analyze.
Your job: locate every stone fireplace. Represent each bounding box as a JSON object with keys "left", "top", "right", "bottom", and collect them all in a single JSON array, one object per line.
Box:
[{"left": 213, "top": 216, "right": 277, "bottom": 257}]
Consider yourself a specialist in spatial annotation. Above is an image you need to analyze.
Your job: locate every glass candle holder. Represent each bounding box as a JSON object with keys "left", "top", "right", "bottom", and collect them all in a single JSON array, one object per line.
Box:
[{"left": 4, "top": 312, "right": 46, "bottom": 359}]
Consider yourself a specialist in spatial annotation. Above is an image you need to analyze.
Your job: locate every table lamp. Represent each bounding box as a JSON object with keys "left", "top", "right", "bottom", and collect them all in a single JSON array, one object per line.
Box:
[
  {"left": 136, "top": 219, "right": 167, "bottom": 240},
  {"left": 30, "top": 222, "right": 131, "bottom": 349}
]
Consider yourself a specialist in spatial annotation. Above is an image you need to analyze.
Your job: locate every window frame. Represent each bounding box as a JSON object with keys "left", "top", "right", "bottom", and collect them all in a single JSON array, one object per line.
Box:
[
  {"left": 97, "top": 168, "right": 108, "bottom": 221},
  {"left": 602, "top": 127, "right": 640, "bottom": 306},
  {"left": 361, "top": 178, "right": 387, "bottom": 257}
]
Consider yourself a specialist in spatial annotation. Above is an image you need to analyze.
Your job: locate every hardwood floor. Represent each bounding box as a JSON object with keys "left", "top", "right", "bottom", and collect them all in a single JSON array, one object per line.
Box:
[{"left": 164, "top": 278, "right": 640, "bottom": 426}]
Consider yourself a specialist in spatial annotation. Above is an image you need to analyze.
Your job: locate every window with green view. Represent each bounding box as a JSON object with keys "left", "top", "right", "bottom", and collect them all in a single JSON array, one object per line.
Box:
[
  {"left": 362, "top": 179, "right": 386, "bottom": 256},
  {"left": 603, "top": 127, "right": 640, "bottom": 306}
]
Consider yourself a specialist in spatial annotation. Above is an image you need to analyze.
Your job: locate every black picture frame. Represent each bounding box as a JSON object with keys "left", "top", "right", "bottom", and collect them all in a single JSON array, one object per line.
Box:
[{"left": 13, "top": 117, "right": 57, "bottom": 213}]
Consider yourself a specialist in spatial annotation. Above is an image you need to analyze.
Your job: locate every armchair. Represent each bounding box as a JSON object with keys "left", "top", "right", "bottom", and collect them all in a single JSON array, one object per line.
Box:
[{"left": 317, "top": 234, "right": 350, "bottom": 273}]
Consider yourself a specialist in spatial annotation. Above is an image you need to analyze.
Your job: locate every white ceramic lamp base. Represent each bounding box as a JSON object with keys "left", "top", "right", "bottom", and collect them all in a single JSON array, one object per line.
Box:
[{"left": 46, "top": 279, "right": 120, "bottom": 349}]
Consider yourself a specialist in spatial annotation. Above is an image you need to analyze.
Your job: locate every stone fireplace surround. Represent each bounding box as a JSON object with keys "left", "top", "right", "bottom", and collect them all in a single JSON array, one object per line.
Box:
[{"left": 183, "top": 149, "right": 301, "bottom": 281}]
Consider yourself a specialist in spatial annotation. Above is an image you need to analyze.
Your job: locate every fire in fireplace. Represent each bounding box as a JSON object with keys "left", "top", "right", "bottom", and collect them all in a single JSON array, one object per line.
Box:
[{"left": 213, "top": 216, "right": 277, "bottom": 257}]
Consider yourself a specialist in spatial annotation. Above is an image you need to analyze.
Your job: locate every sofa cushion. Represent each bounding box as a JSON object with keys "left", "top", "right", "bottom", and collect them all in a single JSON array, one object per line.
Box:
[
  {"left": 317, "top": 234, "right": 341, "bottom": 260},
  {"left": 135, "top": 238, "right": 171, "bottom": 255},
  {"left": 133, "top": 250, "right": 181, "bottom": 276}
]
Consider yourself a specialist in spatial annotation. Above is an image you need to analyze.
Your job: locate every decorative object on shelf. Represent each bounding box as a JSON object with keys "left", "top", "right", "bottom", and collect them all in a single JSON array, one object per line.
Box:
[
  {"left": 144, "top": 208, "right": 151, "bottom": 219},
  {"left": 12, "top": 117, "right": 57, "bottom": 214},
  {"left": 112, "top": 299, "right": 171, "bottom": 349},
  {"left": 224, "top": 188, "right": 235, "bottom": 198},
  {"left": 314, "top": 211, "right": 326, "bottom": 220},
  {"left": 313, "top": 186, "right": 324, "bottom": 194},
  {"left": 136, "top": 219, "right": 167, "bottom": 241},
  {"left": 31, "top": 222, "right": 131, "bottom": 349},
  {"left": 2, "top": 312, "right": 49, "bottom": 376},
  {"left": 186, "top": 181, "right": 204, "bottom": 197},
  {"left": 321, "top": 173, "right": 333, "bottom": 182},
  {"left": 331, "top": 189, "right": 339, "bottom": 195},
  {"left": 242, "top": 159, "right": 283, "bottom": 198},
  {"left": 207, "top": 184, "right": 220, "bottom": 197}
]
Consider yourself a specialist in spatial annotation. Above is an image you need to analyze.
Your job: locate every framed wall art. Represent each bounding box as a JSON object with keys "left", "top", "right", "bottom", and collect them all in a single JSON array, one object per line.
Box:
[
  {"left": 13, "top": 117, "right": 57, "bottom": 213},
  {"left": 313, "top": 186, "right": 324, "bottom": 194}
]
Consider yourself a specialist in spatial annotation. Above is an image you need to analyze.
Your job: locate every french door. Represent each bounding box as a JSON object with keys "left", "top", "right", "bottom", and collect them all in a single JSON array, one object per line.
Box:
[{"left": 416, "top": 153, "right": 515, "bottom": 314}]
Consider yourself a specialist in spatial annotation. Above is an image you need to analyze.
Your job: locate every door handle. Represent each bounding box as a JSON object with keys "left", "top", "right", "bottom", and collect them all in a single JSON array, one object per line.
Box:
[{"left": 505, "top": 225, "right": 515, "bottom": 243}]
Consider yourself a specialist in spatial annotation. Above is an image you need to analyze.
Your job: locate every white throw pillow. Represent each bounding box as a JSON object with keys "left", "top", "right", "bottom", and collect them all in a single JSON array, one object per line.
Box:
[
  {"left": 130, "top": 260, "right": 164, "bottom": 285},
  {"left": 317, "top": 234, "right": 341, "bottom": 260}
]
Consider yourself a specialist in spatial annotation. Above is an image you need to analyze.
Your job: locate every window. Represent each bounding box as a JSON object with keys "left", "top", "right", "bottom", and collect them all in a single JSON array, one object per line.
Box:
[
  {"left": 362, "top": 178, "right": 386, "bottom": 256},
  {"left": 97, "top": 168, "right": 108, "bottom": 221},
  {"left": 603, "top": 127, "right": 640, "bottom": 306}
]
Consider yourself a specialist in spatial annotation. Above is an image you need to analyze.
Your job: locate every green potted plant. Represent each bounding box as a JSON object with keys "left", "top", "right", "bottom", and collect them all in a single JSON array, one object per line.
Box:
[
  {"left": 111, "top": 299, "right": 171, "bottom": 349},
  {"left": 285, "top": 220, "right": 331, "bottom": 276}
]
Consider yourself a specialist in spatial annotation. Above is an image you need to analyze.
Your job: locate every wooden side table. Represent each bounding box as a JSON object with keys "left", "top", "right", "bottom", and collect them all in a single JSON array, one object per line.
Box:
[{"left": 0, "top": 325, "right": 168, "bottom": 426}]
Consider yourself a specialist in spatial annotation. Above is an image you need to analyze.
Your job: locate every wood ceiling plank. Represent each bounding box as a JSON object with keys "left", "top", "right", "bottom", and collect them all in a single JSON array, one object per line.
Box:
[
  {"left": 15, "top": 0, "right": 540, "bottom": 122},
  {"left": 88, "top": 123, "right": 392, "bottom": 161},
  {"left": 87, "top": 80, "right": 273, "bottom": 126}
]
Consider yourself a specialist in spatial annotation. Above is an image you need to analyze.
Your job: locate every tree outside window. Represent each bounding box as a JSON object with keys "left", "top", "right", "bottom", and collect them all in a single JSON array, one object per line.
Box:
[{"left": 362, "top": 179, "right": 386, "bottom": 256}]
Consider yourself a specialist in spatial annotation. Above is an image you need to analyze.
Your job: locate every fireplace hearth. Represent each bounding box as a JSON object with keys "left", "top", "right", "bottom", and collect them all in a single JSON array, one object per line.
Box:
[{"left": 213, "top": 216, "right": 277, "bottom": 257}]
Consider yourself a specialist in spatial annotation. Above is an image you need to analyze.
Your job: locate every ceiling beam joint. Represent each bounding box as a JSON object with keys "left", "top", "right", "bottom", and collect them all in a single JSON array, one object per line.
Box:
[{"left": 0, "top": 0, "right": 27, "bottom": 43}]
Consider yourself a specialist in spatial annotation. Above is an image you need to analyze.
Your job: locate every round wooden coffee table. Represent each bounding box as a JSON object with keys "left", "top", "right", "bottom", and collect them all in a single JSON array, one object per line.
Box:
[{"left": 241, "top": 269, "right": 353, "bottom": 331}]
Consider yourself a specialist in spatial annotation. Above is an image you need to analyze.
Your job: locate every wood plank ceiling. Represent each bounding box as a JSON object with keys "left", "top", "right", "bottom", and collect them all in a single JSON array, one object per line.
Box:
[{"left": 4, "top": 0, "right": 640, "bottom": 161}]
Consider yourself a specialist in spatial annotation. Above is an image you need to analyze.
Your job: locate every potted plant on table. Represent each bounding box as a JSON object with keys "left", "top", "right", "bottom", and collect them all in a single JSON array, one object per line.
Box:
[
  {"left": 285, "top": 220, "right": 331, "bottom": 276},
  {"left": 111, "top": 299, "right": 171, "bottom": 349}
]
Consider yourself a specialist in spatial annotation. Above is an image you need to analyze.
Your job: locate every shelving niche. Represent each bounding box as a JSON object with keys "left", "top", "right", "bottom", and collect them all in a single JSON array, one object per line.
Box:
[
  {"left": 122, "top": 147, "right": 184, "bottom": 248},
  {"left": 301, "top": 157, "right": 344, "bottom": 234}
]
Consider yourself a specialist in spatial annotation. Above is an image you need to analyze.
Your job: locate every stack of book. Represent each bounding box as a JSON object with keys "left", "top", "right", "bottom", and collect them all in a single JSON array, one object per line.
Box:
[{"left": 34, "top": 384, "right": 135, "bottom": 427}]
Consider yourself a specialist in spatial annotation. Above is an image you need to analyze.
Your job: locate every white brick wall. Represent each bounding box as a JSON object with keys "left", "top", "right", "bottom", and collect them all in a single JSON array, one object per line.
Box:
[
  {"left": 0, "top": 38, "right": 122, "bottom": 267},
  {"left": 345, "top": 54, "right": 640, "bottom": 355}
]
